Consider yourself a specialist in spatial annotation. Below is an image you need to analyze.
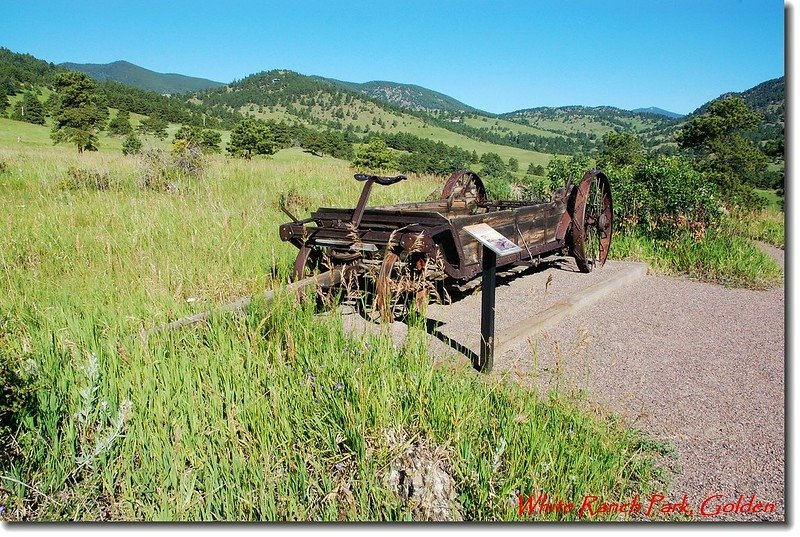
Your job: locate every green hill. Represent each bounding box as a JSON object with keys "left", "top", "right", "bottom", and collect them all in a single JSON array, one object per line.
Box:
[
  {"left": 690, "top": 76, "right": 784, "bottom": 145},
  {"left": 316, "top": 76, "right": 483, "bottom": 114},
  {"left": 194, "top": 69, "right": 555, "bottom": 166},
  {"left": 1, "top": 48, "right": 238, "bottom": 129},
  {"left": 59, "top": 60, "right": 225, "bottom": 95},
  {"left": 3, "top": 46, "right": 783, "bottom": 167}
]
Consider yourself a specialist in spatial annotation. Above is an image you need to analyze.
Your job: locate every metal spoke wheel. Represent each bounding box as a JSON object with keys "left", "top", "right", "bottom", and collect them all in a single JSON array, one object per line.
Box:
[
  {"left": 293, "top": 245, "right": 322, "bottom": 280},
  {"left": 570, "top": 170, "right": 613, "bottom": 273},
  {"left": 440, "top": 170, "right": 487, "bottom": 206},
  {"left": 374, "top": 249, "right": 435, "bottom": 322}
]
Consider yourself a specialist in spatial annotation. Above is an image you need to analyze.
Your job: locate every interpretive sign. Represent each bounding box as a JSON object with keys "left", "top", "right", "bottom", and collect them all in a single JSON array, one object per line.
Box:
[{"left": 463, "top": 223, "right": 522, "bottom": 256}]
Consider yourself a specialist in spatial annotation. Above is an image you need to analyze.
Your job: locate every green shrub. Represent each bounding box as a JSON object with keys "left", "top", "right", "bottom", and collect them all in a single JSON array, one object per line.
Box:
[
  {"left": 121, "top": 132, "right": 143, "bottom": 155},
  {"left": 483, "top": 176, "right": 512, "bottom": 200},
  {"left": 59, "top": 166, "right": 112, "bottom": 191},
  {"left": 605, "top": 156, "right": 723, "bottom": 240},
  {"left": 138, "top": 144, "right": 205, "bottom": 191}
]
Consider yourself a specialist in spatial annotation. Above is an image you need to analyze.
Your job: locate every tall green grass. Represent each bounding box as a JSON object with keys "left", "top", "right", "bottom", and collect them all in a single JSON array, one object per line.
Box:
[
  {"left": 733, "top": 209, "right": 785, "bottom": 250},
  {"left": 1, "top": 141, "right": 668, "bottom": 520},
  {"left": 3, "top": 295, "right": 668, "bottom": 521},
  {"left": 611, "top": 223, "right": 783, "bottom": 289}
]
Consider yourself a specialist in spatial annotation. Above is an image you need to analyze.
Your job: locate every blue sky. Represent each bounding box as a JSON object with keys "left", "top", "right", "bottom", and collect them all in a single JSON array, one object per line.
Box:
[{"left": 0, "top": 0, "right": 785, "bottom": 114}]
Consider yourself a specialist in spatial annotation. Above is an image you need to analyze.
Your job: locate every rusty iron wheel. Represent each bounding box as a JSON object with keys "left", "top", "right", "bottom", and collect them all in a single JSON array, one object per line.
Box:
[
  {"left": 293, "top": 245, "right": 321, "bottom": 280},
  {"left": 374, "top": 249, "right": 431, "bottom": 322},
  {"left": 440, "top": 169, "right": 487, "bottom": 205},
  {"left": 570, "top": 170, "right": 613, "bottom": 273}
]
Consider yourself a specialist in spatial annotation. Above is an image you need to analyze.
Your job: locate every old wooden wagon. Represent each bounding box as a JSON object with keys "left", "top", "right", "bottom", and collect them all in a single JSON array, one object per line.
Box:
[{"left": 279, "top": 169, "right": 612, "bottom": 319}]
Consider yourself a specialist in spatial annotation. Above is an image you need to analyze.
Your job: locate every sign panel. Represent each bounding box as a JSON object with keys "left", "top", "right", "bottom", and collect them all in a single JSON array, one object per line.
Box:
[{"left": 463, "top": 223, "right": 522, "bottom": 256}]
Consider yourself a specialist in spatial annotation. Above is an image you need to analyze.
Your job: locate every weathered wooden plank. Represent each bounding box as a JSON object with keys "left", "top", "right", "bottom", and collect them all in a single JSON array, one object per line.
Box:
[{"left": 143, "top": 268, "right": 343, "bottom": 336}]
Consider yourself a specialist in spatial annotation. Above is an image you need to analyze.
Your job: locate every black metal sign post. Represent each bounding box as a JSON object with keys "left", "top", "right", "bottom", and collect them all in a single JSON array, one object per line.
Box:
[
  {"left": 479, "top": 245, "right": 497, "bottom": 373},
  {"left": 463, "top": 223, "right": 521, "bottom": 374}
]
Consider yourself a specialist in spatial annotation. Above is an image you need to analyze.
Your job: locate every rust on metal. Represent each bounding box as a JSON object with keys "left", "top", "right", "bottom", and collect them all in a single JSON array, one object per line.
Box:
[{"left": 278, "top": 168, "right": 613, "bottom": 319}]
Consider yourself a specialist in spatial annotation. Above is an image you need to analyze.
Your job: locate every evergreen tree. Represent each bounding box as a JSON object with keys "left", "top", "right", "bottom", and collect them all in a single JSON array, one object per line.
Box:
[
  {"left": 108, "top": 109, "right": 133, "bottom": 136},
  {"left": 479, "top": 152, "right": 509, "bottom": 179},
  {"left": 597, "top": 131, "right": 645, "bottom": 169},
  {"left": 138, "top": 115, "right": 169, "bottom": 139},
  {"left": 227, "top": 118, "right": 277, "bottom": 159},
  {"left": 121, "top": 132, "right": 143, "bottom": 155},
  {"left": 302, "top": 130, "right": 325, "bottom": 156},
  {"left": 0, "top": 89, "right": 7, "bottom": 115},
  {"left": 526, "top": 162, "right": 545, "bottom": 176},
  {"left": 50, "top": 72, "right": 105, "bottom": 153},
  {"left": 173, "top": 125, "right": 222, "bottom": 153},
  {"left": 323, "top": 130, "right": 353, "bottom": 160},
  {"left": 199, "top": 129, "right": 222, "bottom": 153},
  {"left": 675, "top": 96, "right": 767, "bottom": 206},
  {"left": 353, "top": 137, "right": 393, "bottom": 172},
  {"left": 11, "top": 92, "right": 46, "bottom": 124}
]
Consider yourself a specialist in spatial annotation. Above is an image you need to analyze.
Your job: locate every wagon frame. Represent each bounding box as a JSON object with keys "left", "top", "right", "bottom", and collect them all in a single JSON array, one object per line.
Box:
[{"left": 279, "top": 168, "right": 613, "bottom": 319}]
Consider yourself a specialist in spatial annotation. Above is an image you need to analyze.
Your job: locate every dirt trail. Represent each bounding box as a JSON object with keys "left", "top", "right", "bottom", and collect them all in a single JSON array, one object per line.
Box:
[{"left": 341, "top": 255, "right": 786, "bottom": 521}]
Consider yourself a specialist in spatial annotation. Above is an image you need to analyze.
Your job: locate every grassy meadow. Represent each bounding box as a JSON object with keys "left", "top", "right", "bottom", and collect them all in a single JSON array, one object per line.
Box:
[{"left": 0, "top": 119, "right": 671, "bottom": 521}]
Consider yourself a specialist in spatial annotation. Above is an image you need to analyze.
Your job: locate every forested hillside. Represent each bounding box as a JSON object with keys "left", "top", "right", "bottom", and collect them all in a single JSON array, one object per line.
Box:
[
  {"left": 60, "top": 60, "right": 225, "bottom": 95},
  {"left": 316, "top": 77, "right": 482, "bottom": 114},
  {"left": 1, "top": 48, "right": 239, "bottom": 129},
  {"left": 1, "top": 46, "right": 784, "bottom": 199}
]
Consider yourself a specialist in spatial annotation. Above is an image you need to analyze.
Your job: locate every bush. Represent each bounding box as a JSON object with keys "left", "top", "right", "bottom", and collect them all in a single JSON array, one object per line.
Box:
[
  {"left": 605, "top": 156, "right": 723, "bottom": 240},
  {"left": 483, "top": 176, "right": 512, "bottom": 200},
  {"left": 138, "top": 143, "right": 205, "bottom": 192},
  {"left": 60, "top": 166, "right": 112, "bottom": 191},
  {"left": 518, "top": 175, "right": 548, "bottom": 202},
  {"left": 546, "top": 155, "right": 589, "bottom": 193},
  {"left": 353, "top": 137, "right": 394, "bottom": 172},
  {"left": 173, "top": 126, "right": 222, "bottom": 154},
  {"left": 121, "top": 132, "right": 143, "bottom": 155}
]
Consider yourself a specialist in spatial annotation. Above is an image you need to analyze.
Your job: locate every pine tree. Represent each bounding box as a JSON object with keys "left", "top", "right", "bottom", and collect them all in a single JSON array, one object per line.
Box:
[
  {"left": 138, "top": 115, "right": 169, "bottom": 140},
  {"left": 108, "top": 109, "right": 133, "bottom": 136},
  {"left": 353, "top": 137, "right": 393, "bottom": 172},
  {"left": 675, "top": 96, "right": 767, "bottom": 206},
  {"left": 227, "top": 118, "right": 277, "bottom": 159},
  {"left": 121, "top": 132, "right": 143, "bottom": 155},
  {"left": 50, "top": 72, "right": 105, "bottom": 153},
  {"left": 11, "top": 93, "right": 46, "bottom": 125}
]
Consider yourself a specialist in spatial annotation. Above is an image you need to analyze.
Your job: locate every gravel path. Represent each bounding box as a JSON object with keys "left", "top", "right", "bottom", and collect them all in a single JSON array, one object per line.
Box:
[
  {"left": 496, "top": 274, "right": 785, "bottom": 521},
  {"left": 341, "top": 256, "right": 785, "bottom": 521}
]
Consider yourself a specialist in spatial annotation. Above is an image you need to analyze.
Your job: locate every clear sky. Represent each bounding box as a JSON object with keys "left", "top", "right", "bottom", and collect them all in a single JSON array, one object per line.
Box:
[{"left": 0, "top": 0, "right": 785, "bottom": 115}]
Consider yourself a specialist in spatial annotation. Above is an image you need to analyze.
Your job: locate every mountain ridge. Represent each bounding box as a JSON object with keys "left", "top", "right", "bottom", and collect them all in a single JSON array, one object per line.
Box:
[
  {"left": 59, "top": 60, "right": 225, "bottom": 95},
  {"left": 1, "top": 48, "right": 783, "bottom": 157},
  {"left": 60, "top": 58, "right": 691, "bottom": 118},
  {"left": 631, "top": 106, "right": 683, "bottom": 119}
]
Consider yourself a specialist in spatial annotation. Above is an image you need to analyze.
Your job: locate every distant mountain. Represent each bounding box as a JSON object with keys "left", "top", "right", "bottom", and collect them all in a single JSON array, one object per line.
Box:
[
  {"left": 59, "top": 60, "right": 224, "bottom": 95},
  {"left": 502, "top": 105, "right": 677, "bottom": 133},
  {"left": 690, "top": 77, "right": 783, "bottom": 118},
  {"left": 4, "top": 45, "right": 783, "bottom": 158},
  {"left": 631, "top": 107, "right": 683, "bottom": 119},
  {"left": 315, "top": 77, "right": 483, "bottom": 114}
]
